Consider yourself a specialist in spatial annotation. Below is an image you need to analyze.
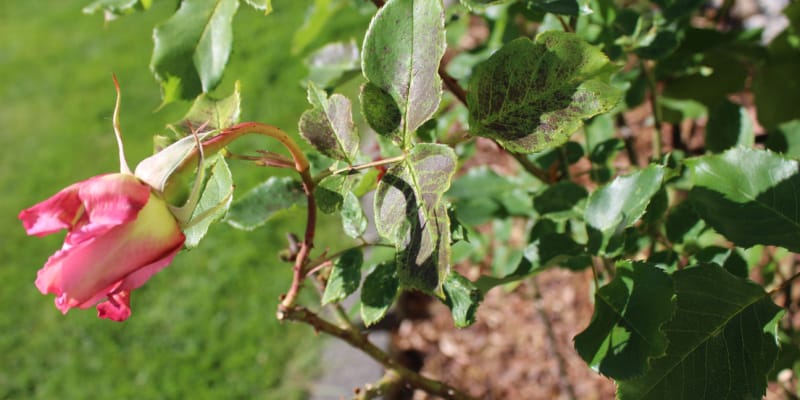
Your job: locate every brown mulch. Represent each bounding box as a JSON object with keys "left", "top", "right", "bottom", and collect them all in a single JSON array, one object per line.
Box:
[{"left": 392, "top": 268, "right": 616, "bottom": 400}]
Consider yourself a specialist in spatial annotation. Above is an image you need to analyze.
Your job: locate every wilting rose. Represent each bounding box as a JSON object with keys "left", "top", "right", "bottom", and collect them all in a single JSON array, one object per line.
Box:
[{"left": 19, "top": 173, "right": 185, "bottom": 321}]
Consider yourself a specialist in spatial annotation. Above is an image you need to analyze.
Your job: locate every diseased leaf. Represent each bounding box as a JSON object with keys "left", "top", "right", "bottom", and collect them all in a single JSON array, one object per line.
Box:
[
  {"left": 151, "top": 0, "right": 239, "bottom": 103},
  {"left": 175, "top": 81, "right": 241, "bottom": 133},
  {"left": 375, "top": 144, "right": 457, "bottom": 296},
  {"left": 362, "top": 0, "right": 445, "bottom": 145},
  {"left": 585, "top": 165, "right": 665, "bottom": 253},
  {"left": 688, "top": 147, "right": 800, "bottom": 252},
  {"left": 299, "top": 82, "right": 359, "bottom": 163},
  {"left": 360, "top": 82, "right": 402, "bottom": 137},
  {"left": 442, "top": 272, "right": 483, "bottom": 328},
  {"left": 322, "top": 248, "right": 363, "bottom": 305},
  {"left": 341, "top": 191, "right": 367, "bottom": 239},
  {"left": 467, "top": 32, "right": 620, "bottom": 153},
  {"left": 574, "top": 262, "right": 674, "bottom": 380},
  {"left": 183, "top": 155, "right": 234, "bottom": 248},
  {"left": 617, "top": 264, "right": 782, "bottom": 400},
  {"left": 361, "top": 261, "right": 399, "bottom": 326},
  {"left": 226, "top": 177, "right": 305, "bottom": 230}
]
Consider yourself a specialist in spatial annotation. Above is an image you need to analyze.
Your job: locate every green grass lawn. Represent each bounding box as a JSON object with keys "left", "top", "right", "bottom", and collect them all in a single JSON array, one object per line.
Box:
[{"left": 0, "top": 1, "right": 370, "bottom": 398}]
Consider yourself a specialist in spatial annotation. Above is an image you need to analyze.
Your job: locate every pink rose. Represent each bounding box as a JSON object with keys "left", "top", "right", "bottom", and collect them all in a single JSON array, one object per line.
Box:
[{"left": 19, "top": 173, "right": 185, "bottom": 321}]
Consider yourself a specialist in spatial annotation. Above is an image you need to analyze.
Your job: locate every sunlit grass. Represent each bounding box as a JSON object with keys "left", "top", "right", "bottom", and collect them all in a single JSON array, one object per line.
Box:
[{"left": 0, "top": 1, "right": 370, "bottom": 398}]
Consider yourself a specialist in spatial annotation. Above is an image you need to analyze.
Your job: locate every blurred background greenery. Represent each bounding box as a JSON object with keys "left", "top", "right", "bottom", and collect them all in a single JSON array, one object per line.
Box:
[{"left": 0, "top": 1, "right": 369, "bottom": 398}]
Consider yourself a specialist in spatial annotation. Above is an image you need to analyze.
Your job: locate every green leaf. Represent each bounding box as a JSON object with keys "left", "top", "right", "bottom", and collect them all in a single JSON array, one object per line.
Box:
[
  {"left": 361, "top": 261, "right": 399, "bottom": 327},
  {"left": 360, "top": 82, "right": 402, "bottom": 137},
  {"left": 765, "top": 120, "right": 800, "bottom": 157},
  {"left": 375, "top": 144, "right": 457, "bottom": 296},
  {"left": 341, "top": 191, "right": 367, "bottom": 239},
  {"left": 305, "top": 40, "right": 360, "bottom": 88},
  {"left": 585, "top": 165, "right": 665, "bottom": 253},
  {"left": 524, "top": 0, "right": 580, "bottom": 17},
  {"left": 315, "top": 174, "right": 353, "bottom": 214},
  {"left": 151, "top": 0, "right": 239, "bottom": 103},
  {"left": 83, "top": 0, "right": 150, "bottom": 20},
  {"left": 442, "top": 272, "right": 483, "bottom": 328},
  {"left": 299, "top": 82, "right": 359, "bottom": 163},
  {"left": 534, "top": 181, "right": 588, "bottom": 217},
  {"left": 617, "top": 264, "right": 782, "bottom": 399},
  {"left": 467, "top": 32, "right": 621, "bottom": 153},
  {"left": 664, "top": 200, "right": 702, "bottom": 244},
  {"left": 242, "top": 0, "right": 272, "bottom": 14},
  {"left": 688, "top": 147, "right": 800, "bottom": 252},
  {"left": 705, "top": 100, "right": 754, "bottom": 153},
  {"left": 362, "top": 0, "right": 445, "bottom": 145},
  {"left": 574, "top": 262, "right": 674, "bottom": 380},
  {"left": 459, "top": 0, "right": 516, "bottom": 10},
  {"left": 226, "top": 177, "right": 305, "bottom": 230},
  {"left": 292, "top": 0, "right": 344, "bottom": 55},
  {"left": 322, "top": 248, "right": 363, "bottom": 305},
  {"left": 753, "top": 32, "right": 800, "bottom": 129},
  {"left": 183, "top": 155, "right": 234, "bottom": 248}
]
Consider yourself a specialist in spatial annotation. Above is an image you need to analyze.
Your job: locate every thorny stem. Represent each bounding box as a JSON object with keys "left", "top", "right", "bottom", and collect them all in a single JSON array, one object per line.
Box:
[
  {"left": 277, "top": 305, "right": 478, "bottom": 400},
  {"left": 208, "top": 123, "right": 315, "bottom": 308}
]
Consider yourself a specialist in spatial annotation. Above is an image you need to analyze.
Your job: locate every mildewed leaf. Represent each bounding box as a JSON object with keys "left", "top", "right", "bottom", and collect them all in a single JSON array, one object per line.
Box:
[
  {"left": 585, "top": 165, "right": 665, "bottom": 253},
  {"left": 341, "top": 191, "right": 367, "bottom": 239},
  {"left": 226, "top": 177, "right": 305, "bottom": 230},
  {"left": 151, "top": 0, "right": 239, "bottom": 103},
  {"left": 183, "top": 155, "right": 233, "bottom": 248},
  {"left": 299, "top": 82, "right": 359, "bottom": 163},
  {"left": 322, "top": 248, "right": 363, "bottom": 305},
  {"left": 362, "top": 0, "right": 445, "bottom": 145},
  {"left": 305, "top": 40, "right": 360, "bottom": 88},
  {"left": 174, "top": 81, "right": 241, "bottom": 133},
  {"left": 467, "top": 32, "right": 620, "bottom": 153},
  {"left": 617, "top": 264, "right": 783, "bottom": 399},
  {"left": 687, "top": 147, "right": 800, "bottom": 252},
  {"left": 574, "top": 262, "right": 674, "bottom": 380},
  {"left": 375, "top": 143, "right": 457, "bottom": 296}
]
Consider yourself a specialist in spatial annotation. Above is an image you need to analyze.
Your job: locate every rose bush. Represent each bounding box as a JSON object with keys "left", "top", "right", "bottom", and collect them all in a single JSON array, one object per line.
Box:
[{"left": 19, "top": 173, "right": 185, "bottom": 321}]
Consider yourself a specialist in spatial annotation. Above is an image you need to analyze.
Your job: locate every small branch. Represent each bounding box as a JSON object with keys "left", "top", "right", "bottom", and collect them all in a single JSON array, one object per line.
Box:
[
  {"left": 769, "top": 269, "right": 800, "bottom": 297},
  {"left": 316, "top": 155, "right": 407, "bottom": 183},
  {"left": 354, "top": 371, "right": 404, "bottom": 400},
  {"left": 556, "top": 16, "right": 574, "bottom": 33},
  {"left": 510, "top": 152, "right": 553, "bottom": 183},
  {"left": 281, "top": 168, "right": 317, "bottom": 308},
  {"left": 438, "top": 63, "right": 468, "bottom": 105},
  {"left": 641, "top": 60, "right": 664, "bottom": 160},
  {"left": 528, "top": 278, "right": 577, "bottom": 400},
  {"left": 277, "top": 305, "right": 477, "bottom": 400}
]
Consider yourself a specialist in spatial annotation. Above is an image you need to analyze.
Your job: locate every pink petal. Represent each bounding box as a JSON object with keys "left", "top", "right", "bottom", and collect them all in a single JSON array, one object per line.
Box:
[
  {"left": 19, "top": 181, "right": 84, "bottom": 237},
  {"left": 35, "top": 196, "right": 185, "bottom": 313},
  {"left": 96, "top": 291, "right": 131, "bottom": 322},
  {"left": 66, "top": 174, "right": 151, "bottom": 246}
]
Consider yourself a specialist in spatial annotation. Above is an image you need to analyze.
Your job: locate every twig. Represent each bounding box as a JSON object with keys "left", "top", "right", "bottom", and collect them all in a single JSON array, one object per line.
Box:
[
  {"left": 315, "top": 154, "right": 406, "bottom": 183},
  {"left": 281, "top": 167, "right": 317, "bottom": 308},
  {"left": 641, "top": 60, "right": 664, "bottom": 160},
  {"left": 353, "top": 371, "right": 404, "bottom": 400},
  {"left": 510, "top": 151, "right": 554, "bottom": 183},
  {"left": 528, "top": 278, "right": 577, "bottom": 400},
  {"left": 277, "top": 305, "right": 478, "bottom": 400},
  {"left": 439, "top": 63, "right": 468, "bottom": 105}
]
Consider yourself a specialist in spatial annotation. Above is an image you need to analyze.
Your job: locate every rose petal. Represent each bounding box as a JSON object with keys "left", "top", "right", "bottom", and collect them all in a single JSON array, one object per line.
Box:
[
  {"left": 19, "top": 181, "right": 84, "bottom": 237},
  {"left": 96, "top": 291, "right": 132, "bottom": 322},
  {"left": 67, "top": 174, "right": 151, "bottom": 246}
]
